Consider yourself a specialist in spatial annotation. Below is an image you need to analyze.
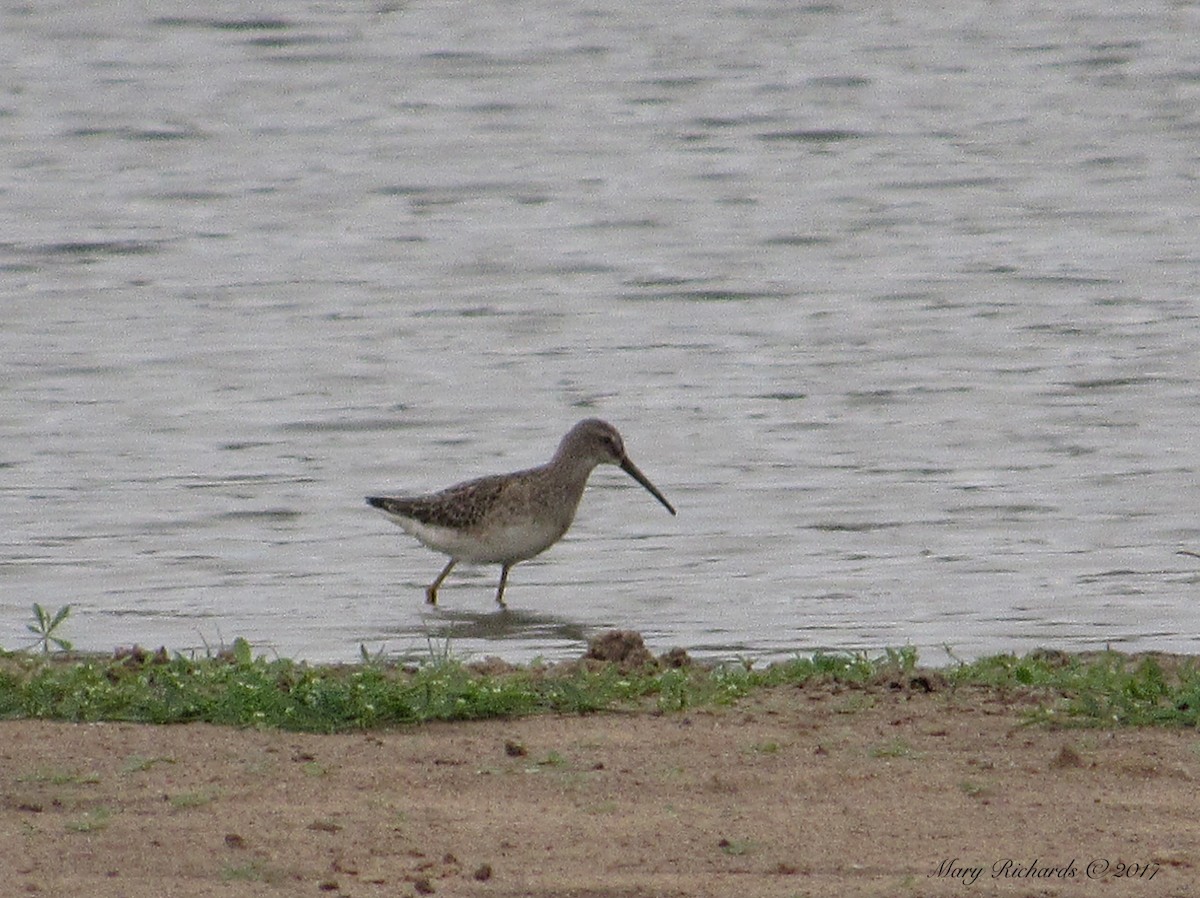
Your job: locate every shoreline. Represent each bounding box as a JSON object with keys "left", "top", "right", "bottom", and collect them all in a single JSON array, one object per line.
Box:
[{"left": 3, "top": 631, "right": 1199, "bottom": 732}]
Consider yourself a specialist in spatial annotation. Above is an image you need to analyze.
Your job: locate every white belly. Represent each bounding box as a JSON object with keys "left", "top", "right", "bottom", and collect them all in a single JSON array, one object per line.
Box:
[{"left": 393, "top": 516, "right": 567, "bottom": 565}]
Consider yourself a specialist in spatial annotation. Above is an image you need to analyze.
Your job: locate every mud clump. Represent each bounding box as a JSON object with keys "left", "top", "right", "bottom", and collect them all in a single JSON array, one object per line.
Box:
[
  {"left": 467, "top": 656, "right": 522, "bottom": 677},
  {"left": 582, "top": 630, "right": 692, "bottom": 672},
  {"left": 585, "top": 630, "right": 655, "bottom": 669},
  {"left": 658, "top": 646, "right": 692, "bottom": 669}
]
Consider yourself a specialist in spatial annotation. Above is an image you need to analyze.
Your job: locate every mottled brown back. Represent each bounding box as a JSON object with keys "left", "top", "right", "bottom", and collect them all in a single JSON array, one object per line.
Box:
[{"left": 367, "top": 475, "right": 508, "bottom": 531}]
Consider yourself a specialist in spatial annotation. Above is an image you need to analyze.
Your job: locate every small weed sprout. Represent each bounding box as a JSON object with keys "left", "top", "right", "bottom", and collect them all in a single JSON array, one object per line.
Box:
[
  {"left": 359, "top": 642, "right": 388, "bottom": 666},
  {"left": 26, "top": 603, "right": 73, "bottom": 654}
]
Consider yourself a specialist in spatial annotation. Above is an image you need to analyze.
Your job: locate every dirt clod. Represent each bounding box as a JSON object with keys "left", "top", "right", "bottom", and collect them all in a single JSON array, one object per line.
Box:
[
  {"left": 584, "top": 630, "right": 655, "bottom": 669},
  {"left": 504, "top": 739, "right": 527, "bottom": 757},
  {"left": 1051, "top": 743, "right": 1087, "bottom": 769}
]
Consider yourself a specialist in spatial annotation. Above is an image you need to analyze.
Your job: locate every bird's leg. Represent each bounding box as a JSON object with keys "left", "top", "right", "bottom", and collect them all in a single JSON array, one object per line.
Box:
[
  {"left": 426, "top": 559, "right": 456, "bottom": 605},
  {"left": 495, "top": 564, "right": 511, "bottom": 609}
]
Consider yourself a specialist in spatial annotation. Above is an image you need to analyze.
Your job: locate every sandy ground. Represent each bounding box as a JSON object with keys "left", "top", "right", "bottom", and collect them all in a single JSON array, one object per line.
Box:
[{"left": 2, "top": 679, "right": 1196, "bottom": 898}]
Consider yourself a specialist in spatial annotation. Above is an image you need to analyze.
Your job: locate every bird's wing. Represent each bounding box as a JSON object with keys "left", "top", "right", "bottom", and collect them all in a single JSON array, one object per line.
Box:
[{"left": 367, "top": 475, "right": 508, "bottom": 531}]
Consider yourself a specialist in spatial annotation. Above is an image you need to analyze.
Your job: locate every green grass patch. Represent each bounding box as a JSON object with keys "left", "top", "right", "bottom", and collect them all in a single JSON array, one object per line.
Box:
[
  {"left": 869, "top": 738, "right": 920, "bottom": 760},
  {"left": 0, "top": 640, "right": 1197, "bottom": 731},
  {"left": 121, "top": 755, "right": 175, "bottom": 774},
  {"left": 718, "top": 837, "right": 755, "bottom": 856},
  {"left": 169, "top": 790, "right": 218, "bottom": 810},
  {"left": 958, "top": 779, "right": 991, "bottom": 799},
  {"left": 20, "top": 767, "right": 101, "bottom": 786},
  {"left": 947, "top": 650, "right": 1200, "bottom": 727},
  {"left": 219, "top": 859, "right": 285, "bottom": 883},
  {"left": 0, "top": 641, "right": 897, "bottom": 732},
  {"left": 750, "top": 740, "right": 782, "bottom": 754},
  {"left": 66, "top": 806, "right": 112, "bottom": 833}
]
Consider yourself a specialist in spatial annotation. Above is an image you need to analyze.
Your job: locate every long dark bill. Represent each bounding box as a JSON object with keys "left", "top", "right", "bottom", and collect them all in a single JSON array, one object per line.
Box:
[{"left": 619, "top": 456, "right": 677, "bottom": 516}]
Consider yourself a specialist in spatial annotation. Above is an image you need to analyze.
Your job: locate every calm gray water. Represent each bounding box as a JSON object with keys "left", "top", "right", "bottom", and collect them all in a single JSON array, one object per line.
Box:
[{"left": 4, "top": 1, "right": 1200, "bottom": 664}]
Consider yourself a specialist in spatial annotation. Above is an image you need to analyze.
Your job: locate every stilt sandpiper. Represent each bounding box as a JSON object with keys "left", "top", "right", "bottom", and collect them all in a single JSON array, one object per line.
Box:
[{"left": 366, "top": 418, "right": 676, "bottom": 607}]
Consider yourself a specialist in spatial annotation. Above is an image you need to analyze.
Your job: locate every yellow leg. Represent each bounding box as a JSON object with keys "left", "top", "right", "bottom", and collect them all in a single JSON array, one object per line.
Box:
[{"left": 426, "top": 559, "right": 456, "bottom": 605}]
